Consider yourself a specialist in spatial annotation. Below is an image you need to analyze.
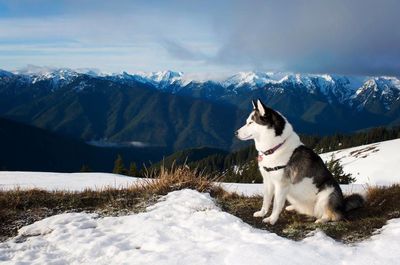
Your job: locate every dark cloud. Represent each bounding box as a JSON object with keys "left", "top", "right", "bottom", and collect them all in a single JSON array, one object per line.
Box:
[
  {"left": 161, "top": 40, "right": 209, "bottom": 61},
  {"left": 208, "top": 0, "right": 400, "bottom": 76}
]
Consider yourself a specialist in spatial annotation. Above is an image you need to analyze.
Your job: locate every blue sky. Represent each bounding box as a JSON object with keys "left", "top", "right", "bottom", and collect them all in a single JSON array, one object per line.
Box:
[{"left": 0, "top": 0, "right": 399, "bottom": 77}]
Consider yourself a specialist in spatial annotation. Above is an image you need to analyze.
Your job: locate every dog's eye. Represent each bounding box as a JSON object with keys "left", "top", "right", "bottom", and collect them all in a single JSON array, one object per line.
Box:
[{"left": 248, "top": 121, "right": 253, "bottom": 125}]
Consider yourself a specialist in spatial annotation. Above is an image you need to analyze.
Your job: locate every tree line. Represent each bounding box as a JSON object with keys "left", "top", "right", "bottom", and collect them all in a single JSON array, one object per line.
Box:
[
  {"left": 83, "top": 126, "right": 400, "bottom": 182},
  {"left": 80, "top": 154, "right": 144, "bottom": 177}
]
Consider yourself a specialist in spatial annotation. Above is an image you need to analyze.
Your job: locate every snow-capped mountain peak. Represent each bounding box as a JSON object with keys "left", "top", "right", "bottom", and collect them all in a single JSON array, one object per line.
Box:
[
  {"left": 351, "top": 76, "right": 400, "bottom": 111},
  {"left": 29, "top": 69, "right": 79, "bottom": 87},
  {"left": 355, "top": 77, "right": 400, "bottom": 96},
  {"left": 222, "top": 71, "right": 277, "bottom": 89},
  {"left": 135, "top": 70, "right": 184, "bottom": 87},
  {"left": 2, "top": 67, "right": 400, "bottom": 112}
]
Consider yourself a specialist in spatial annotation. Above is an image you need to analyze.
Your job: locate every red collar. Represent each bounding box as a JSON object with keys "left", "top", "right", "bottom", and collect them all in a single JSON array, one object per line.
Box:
[{"left": 257, "top": 139, "right": 286, "bottom": 162}]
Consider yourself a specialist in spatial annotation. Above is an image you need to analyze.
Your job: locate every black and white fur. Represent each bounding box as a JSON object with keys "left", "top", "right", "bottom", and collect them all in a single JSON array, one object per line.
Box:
[{"left": 235, "top": 99, "right": 364, "bottom": 225}]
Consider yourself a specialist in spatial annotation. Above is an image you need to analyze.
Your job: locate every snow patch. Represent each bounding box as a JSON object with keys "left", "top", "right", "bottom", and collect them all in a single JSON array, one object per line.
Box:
[
  {"left": 0, "top": 172, "right": 142, "bottom": 191},
  {"left": 0, "top": 189, "right": 399, "bottom": 264},
  {"left": 320, "top": 138, "right": 400, "bottom": 186}
]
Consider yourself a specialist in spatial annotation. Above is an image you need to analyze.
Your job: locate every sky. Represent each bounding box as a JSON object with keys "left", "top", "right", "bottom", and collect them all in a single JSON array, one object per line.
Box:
[{"left": 0, "top": 0, "right": 399, "bottom": 77}]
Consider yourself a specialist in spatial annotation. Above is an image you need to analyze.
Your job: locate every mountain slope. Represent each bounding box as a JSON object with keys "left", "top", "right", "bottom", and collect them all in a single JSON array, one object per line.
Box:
[
  {"left": 0, "top": 73, "right": 239, "bottom": 150},
  {"left": 0, "top": 117, "right": 167, "bottom": 172},
  {"left": 320, "top": 138, "right": 400, "bottom": 185}
]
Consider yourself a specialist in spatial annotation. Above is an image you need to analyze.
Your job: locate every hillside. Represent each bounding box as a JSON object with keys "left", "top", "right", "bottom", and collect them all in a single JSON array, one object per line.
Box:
[
  {"left": 0, "top": 117, "right": 167, "bottom": 172},
  {"left": 320, "top": 139, "right": 400, "bottom": 185}
]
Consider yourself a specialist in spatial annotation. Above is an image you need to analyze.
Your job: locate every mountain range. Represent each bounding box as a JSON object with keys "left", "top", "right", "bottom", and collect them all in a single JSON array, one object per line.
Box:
[{"left": 1, "top": 68, "right": 399, "bottom": 152}]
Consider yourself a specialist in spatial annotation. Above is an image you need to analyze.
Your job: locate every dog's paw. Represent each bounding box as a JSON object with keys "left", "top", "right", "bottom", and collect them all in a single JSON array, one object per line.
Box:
[
  {"left": 315, "top": 218, "right": 329, "bottom": 224},
  {"left": 285, "top": 205, "right": 295, "bottom": 211},
  {"left": 253, "top": 209, "right": 267, "bottom": 218},
  {"left": 262, "top": 216, "right": 278, "bottom": 225}
]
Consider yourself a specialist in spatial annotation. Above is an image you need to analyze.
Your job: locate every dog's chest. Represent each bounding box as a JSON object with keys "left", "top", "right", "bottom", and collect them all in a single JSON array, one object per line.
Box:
[
  {"left": 257, "top": 151, "right": 292, "bottom": 181},
  {"left": 257, "top": 152, "right": 289, "bottom": 168}
]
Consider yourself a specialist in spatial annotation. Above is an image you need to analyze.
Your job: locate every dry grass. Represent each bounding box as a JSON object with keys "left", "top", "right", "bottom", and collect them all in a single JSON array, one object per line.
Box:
[
  {"left": 1, "top": 167, "right": 400, "bottom": 244},
  {"left": 216, "top": 184, "right": 400, "bottom": 243},
  {"left": 0, "top": 167, "right": 224, "bottom": 241}
]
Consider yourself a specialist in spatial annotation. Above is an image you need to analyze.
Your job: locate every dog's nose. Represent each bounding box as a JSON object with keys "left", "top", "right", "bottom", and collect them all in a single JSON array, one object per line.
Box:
[{"left": 235, "top": 130, "right": 239, "bottom": 136}]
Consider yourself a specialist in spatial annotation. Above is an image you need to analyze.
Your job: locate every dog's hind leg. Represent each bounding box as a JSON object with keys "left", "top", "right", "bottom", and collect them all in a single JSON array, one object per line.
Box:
[
  {"left": 314, "top": 188, "right": 343, "bottom": 223},
  {"left": 263, "top": 185, "right": 289, "bottom": 225},
  {"left": 254, "top": 180, "right": 274, "bottom": 217},
  {"left": 285, "top": 205, "right": 295, "bottom": 211},
  {"left": 315, "top": 208, "right": 342, "bottom": 223}
]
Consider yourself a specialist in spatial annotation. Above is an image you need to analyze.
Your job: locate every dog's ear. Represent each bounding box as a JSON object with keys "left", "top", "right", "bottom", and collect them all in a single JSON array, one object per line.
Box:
[
  {"left": 257, "top": 99, "right": 267, "bottom": 116},
  {"left": 252, "top": 100, "right": 258, "bottom": 110}
]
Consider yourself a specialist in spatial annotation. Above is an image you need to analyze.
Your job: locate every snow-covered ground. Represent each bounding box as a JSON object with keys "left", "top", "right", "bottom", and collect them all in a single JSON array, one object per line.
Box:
[
  {"left": 1, "top": 189, "right": 399, "bottom": 265},
  {"left": 0, "top": 172, "right": 142, "bottom": 191},
  {"left": 220, "top": 181, "right": 366, "bottom": 197},
  {"left": 319, "top": 138, "right": 400, "bottom": 185},
  {"left": 1, "top": 139, "right": 400, "bottom": 264}
]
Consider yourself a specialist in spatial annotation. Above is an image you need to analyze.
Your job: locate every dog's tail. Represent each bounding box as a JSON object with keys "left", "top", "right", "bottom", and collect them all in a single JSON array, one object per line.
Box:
[{"left": 343, "top": 193, "right": 365, "bottom": 212}]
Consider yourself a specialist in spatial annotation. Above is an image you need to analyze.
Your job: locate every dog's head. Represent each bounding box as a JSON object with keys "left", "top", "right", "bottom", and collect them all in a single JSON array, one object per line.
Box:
[{"left": 235, "top": 99, "right": 286, "bottom": 142}]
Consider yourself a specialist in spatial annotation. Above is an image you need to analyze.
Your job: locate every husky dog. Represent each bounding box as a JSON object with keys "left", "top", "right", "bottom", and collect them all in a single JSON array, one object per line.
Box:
[{"left": 235, "top": 99, "right": 364, "bottom": 225}]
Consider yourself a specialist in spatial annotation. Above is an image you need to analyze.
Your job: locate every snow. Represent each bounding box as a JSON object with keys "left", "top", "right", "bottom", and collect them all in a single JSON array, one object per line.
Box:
[
  {"left": 13, "top": 66, "right": 79, "bottom": 87},
  {"left": 222, "top": 71, "right": 278, "bottom": 89},
  {"left": 1, "top": 189, "right": 399, "bottom": 265},
  {"left": 352, "top": 77, "right": 400, "bottom": 110},
  {"left": 0, "top": 172, "right": 142, "bottom": 191},
  {"left": 375, "top": 76, "right": 400, "bottom": 91},
  {"left": 219, "top": 182, "right": 263, "bottom": 196},
  {"left": 219, "top": 71, "right": 372, "bottom": 104},
  {"left": 136, "top": 70, "right": 185, "bottom": 87},
  {"left": 320, "top": 138, "right": 400, "bottom": 186},
  {"left": 220, "top": 182, "right": 366, "bottom": 197}
]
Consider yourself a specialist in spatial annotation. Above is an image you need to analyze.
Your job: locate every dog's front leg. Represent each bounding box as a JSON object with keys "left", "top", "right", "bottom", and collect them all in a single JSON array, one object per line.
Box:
[
  {"left": 263, "top": 185, "right": 289, "bottom": 225},
  {"left": 253, "top": 180, "right": 274, "bottom": 217}
]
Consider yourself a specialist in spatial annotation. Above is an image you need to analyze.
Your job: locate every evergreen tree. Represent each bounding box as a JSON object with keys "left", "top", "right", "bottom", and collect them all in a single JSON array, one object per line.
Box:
[
  {"left": 113, "top": 154, "right": 127, "bottom": 175},
  {"left": 325, "top": 154, "right": 356, "bottom": 184},
  {"left": 80, "top": 164, "right": 91, "bottom": 172},
  {"left": 128, "top": 162, "right": 138, "bottom": 177}
]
